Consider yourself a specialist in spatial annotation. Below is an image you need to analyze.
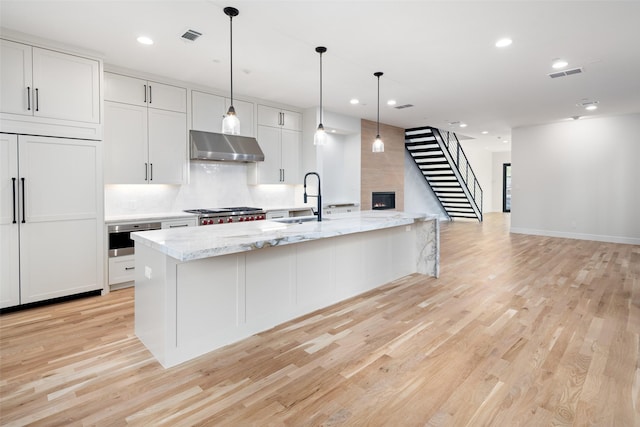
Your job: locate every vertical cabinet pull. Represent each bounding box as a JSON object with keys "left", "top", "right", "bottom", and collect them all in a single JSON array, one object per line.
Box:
[
  {"left": 143, "top": 84, "right": 147, "bottom": 103},
  {"left": 282, "top": 169, "right": 285, "bottom": 182},
  {"left": 145, "top": 163, "right": 148, "bottom": 181},
  {"left": 35, "top": 88, "right": 39, "bottom": 112},
  {"left": 12, "top": 177, "right": 17, "bottom": 224},
  {"left": 148, "top": 85, "right": 152, "bottom": 104},
  {"left": 149, "top": 163, "right": 153, "bottom": 181},
  {"left": 26, "top": 87, "right": 31, "bottom": 111},
  {"left": 21, "top": 177, "right": 26, "bottom": 223}
]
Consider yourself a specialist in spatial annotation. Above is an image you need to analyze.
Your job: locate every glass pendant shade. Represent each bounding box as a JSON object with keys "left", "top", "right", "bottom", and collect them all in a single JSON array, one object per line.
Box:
[
  {"left": 222, "top": 106, "right": 240, "bottom": 135},
  {"left": 372, "top": 135, "right": 384, "bottom": 153},
  {"left": 314, "top": 124, "right": 326, "bottom": 146}
]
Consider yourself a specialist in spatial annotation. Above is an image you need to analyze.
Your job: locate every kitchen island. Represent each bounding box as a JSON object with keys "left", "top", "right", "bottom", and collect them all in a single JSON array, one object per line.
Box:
[{"left": 132, "top": 211, "right": 439, "bottom": 368}]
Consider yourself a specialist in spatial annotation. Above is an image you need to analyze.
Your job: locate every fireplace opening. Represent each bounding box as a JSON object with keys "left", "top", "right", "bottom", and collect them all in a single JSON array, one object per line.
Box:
[{"left": 372, "top": 192, "right": 395, "bottom": 210}]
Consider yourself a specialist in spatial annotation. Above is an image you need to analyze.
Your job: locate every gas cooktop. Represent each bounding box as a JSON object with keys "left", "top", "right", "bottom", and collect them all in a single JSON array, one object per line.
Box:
[{"left": 184, "top": 207, "right": 266, "bottom": 225}]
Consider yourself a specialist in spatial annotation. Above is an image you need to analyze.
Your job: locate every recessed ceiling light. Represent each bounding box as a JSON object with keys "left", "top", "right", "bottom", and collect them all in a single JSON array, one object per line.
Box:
[
  {"left": 495, "top": 37, "right": 512, "bottom": 48},
  {"left": 481, "top": 131, "right": 489, "bottom": 134},
  {"left": 387, "top": 100, "right": 397, "bottom": 106},
  {"left": 503, "top": 140, "right": 509, "bottom": 144},
  {"left": 585, "top": 104, "right": 598, "bottom": 111},
  {"left": 459, "top": 123, "right": 467, "bottom": 128},
  {"left": 552, "top": 58, "right": 568, "bottom": 69},
  {"left": 331, "top": 129, "right": 336, "bottom": 133},
  {"left": 137, "top": 36, "right": 154, "bottom": 45},
  {"left": 350, "top": 98, "right": 359, "bottom": 105}
]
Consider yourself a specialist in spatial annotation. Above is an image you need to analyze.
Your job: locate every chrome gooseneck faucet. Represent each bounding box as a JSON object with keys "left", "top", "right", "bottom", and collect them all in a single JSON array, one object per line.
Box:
[{"left": 303, "top": 172, "right": 322, "bottom": 222}]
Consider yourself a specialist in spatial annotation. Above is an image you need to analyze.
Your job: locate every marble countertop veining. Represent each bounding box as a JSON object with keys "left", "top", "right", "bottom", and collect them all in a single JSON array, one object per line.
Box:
[{"left": 131, "top": 210, "right": 436, "bottom": 262}]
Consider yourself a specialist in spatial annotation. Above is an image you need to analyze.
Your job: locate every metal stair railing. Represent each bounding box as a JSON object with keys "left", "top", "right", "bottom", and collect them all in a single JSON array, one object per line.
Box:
[{"left": 433, "top": 128, "right": 483, "bottom": 221}]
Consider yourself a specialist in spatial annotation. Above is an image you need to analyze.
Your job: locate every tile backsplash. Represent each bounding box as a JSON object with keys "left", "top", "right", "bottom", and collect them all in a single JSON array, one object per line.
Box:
[{"left": 105, "top": 162, "right": 302, "bottom": 216}]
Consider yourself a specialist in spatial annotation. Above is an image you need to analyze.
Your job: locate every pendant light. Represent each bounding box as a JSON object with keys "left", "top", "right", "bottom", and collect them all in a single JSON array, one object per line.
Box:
[
  {"left": 314, "top": 46, "right": 327, "bottom": 146},
  {"left": 222, "top": 6, "right": 240, "bottom": 135},
  {"left": 372, "top": 72, "right": 385, "bottom": 153}
]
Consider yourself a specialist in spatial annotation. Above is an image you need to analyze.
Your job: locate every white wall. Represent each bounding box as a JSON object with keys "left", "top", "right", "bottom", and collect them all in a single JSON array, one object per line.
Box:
[
  {"left": 492, "top": 151, "right": 512, "bottom": 212},
  {"left": 459, "top": 143, "right": 493, "bottom": 213},
  {"left": 511, "top": 113, "right": 640, "bottom": 244}
]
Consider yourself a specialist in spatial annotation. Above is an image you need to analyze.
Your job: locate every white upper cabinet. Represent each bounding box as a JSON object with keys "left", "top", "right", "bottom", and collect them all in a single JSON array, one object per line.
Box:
[
  {"left": 105, "top": 73, "right": 186, "bottom": 113},
  {"left": 103, "top": 72, "right": 187, "bottom": 185},
  {"left": 191, "top": 90, "right": 255, "bottom": 137},
  {"left": 257, "top": 104, "right": 301, "bottom": 131},
  {"left": 249, "top": 104, "right": 302, "bottom": 185},
  {"left": 0, "top": 39, "right": 102, "bottom": 139}
]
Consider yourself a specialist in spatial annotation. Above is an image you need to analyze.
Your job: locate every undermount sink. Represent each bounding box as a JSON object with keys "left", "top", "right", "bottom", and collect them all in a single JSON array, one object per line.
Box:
[{"left": 272, "top": 216, "right": 327, "bottom": 224}]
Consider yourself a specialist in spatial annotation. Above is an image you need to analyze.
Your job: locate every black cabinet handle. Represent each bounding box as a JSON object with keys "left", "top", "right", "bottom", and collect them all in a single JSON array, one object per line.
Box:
[
  {"left": 35, "top": 88, "right": 39, "bottom": 112},
  {"left": 125, "top": 267, "right": 135, "bottom": 271},
  {"left": 12, "top": 177, "right": 17, "bottom": 224},
  {"left": 144, "top": 84, "right": 147, "bottom": 103},
  {"left": 150, "top": 163, "right": 153, "bottom": 181},
  {"left": 145, "top": 163, "right": 148, "bottom": 181},
  {"left": 27, "top": 87, "right": 31, "bottom": 111},
  {"left": 282, "top": 169, "right": 285, "bottom": 182},
  {"left": 149, "top": 85, "right": 152, "bottom": 104},
  {"left": 21, "top": 177, "right": 26, "bottom": 223}
]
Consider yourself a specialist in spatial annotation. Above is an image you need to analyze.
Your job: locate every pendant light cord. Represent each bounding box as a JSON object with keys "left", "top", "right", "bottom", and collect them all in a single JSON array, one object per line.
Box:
[
  {"left": 319, "top": 50, "right": 323, "bottom": 125},
  {"left": 376, "top": 75, "right": 380, "bottom": 135},
  {"left": 229, "top": 13, "right": 234, "bottom": 107}
]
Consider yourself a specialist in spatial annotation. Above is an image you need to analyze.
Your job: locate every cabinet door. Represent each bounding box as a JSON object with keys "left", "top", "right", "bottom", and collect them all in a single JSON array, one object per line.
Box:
[
  {"left": 226, "top": 98, "right": 255, "bottom": 137},
  {"left": 148, "top": 109, "right": 187, "bottom": 184},
  {"left": 147, "top": 81, "right": 187, "bottom": 113},
  {"left": 281, "top": 129, "right": 301, "bottom": 184},
  {"left": 191, "top": 90, "right": 226, "bottom": 132},
  {"left": 18, "top": 136, "right": 101, "bottom": 304},
  {"left": 0, "top": 40, "right": 33, "bottom": 116},
  {"left": 255, "top": 125, "right": 283, "bottom": 183},
  {"left": 0, "top": 134, "right": 20, "bottom": 308},
  {"left": 104, "top": 101, "right": 148, "bottom": 184},
  {"left": 257, "top": 104, "right": 282, "bottom": 127},
  {"left": 281, "top": 110, "right": 302, "bottom": 131},
  {"left": 104, "top": 72, "right": 147, "bottom": 107},
  {"left": 32, "top": 47, "right": 100, "bottom": 123}
]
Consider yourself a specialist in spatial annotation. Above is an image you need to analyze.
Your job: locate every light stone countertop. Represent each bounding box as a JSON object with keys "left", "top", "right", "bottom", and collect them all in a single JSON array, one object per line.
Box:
[
  {"left": 105, "top": 212, "right": 199, "bottom": 224},
  {"left": 131, "top": 210, "right": 437, "bottom": 262}
]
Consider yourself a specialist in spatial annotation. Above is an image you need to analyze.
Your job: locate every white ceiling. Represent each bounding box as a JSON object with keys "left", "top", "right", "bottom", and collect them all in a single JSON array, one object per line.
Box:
[{"left": 2, "top": 1, "right": 640, "bottom": 151}]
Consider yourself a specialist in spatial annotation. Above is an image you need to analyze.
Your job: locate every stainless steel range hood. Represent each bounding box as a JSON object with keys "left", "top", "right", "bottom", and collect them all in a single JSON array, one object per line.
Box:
[{"left": 190, "top": 130, "right": 264, "bottom": 162}]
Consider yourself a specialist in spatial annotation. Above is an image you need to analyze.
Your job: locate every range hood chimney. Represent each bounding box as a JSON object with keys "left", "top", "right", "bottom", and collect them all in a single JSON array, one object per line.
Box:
[{"left": 190, "top": 130, "right": 264, "bottom": 162}]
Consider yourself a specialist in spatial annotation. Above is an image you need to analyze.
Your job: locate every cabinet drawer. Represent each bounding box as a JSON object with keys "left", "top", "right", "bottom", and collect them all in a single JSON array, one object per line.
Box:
[
  {"left": 161, "top": 218, "right": 197, "bottom": 229},
  {"left": 108, "top": 255, "right": 136, "bottom": 285}
]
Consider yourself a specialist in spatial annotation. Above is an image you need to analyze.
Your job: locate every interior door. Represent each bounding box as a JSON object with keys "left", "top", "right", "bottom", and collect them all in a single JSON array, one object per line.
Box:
[{"left": 0, "top": 134, "right": 21, "bottom": 308}]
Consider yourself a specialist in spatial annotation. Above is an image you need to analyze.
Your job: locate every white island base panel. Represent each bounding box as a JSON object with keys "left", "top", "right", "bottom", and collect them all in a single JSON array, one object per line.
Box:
[{"left": 135, "top": 219, "right": 438, "bottom": 368}]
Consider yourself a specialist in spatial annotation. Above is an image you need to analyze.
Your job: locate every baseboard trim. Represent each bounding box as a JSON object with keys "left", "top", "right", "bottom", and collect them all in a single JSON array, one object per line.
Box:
[{"left": 510, "top": 227, "right": 640, "bottom": 245}]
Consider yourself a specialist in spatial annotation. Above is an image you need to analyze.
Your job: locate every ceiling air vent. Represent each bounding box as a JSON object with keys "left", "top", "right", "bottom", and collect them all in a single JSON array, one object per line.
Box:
[
  {"left": 548, "top": 67, "right": 583, "bottom": 78},
  {"left": 181, "top": 29, "right": 202, "bottom": 42},
  {"left": 395, "top": 104, "right": 414, "bottom": 109}
]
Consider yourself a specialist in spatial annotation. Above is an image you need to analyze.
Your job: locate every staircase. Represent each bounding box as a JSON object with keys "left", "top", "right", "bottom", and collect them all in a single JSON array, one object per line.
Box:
[{"left": 405, "top": 126, "right": 483, "bottom": 221}]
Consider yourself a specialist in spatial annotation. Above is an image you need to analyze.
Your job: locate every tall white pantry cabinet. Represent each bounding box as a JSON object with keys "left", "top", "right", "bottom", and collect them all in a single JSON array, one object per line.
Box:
[{"left": 0, "top": 36, "right": 104, "bottom": 309}]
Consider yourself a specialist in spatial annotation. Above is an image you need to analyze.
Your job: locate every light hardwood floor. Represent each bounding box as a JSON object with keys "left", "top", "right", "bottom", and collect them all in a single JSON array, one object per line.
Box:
[{"left": 1, "top": 213, "right": 638, "bottom": 426}]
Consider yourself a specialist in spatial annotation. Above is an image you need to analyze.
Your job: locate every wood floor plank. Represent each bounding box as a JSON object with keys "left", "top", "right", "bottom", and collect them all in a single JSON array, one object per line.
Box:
[{"left": 1, "top": 213, "right": 638, "bottom": 426}]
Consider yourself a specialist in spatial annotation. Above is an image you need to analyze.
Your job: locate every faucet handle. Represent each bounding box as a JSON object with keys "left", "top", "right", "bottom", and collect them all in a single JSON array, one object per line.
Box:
[{"left": 304, "top": 193, "right": 308, "bottom": 203}]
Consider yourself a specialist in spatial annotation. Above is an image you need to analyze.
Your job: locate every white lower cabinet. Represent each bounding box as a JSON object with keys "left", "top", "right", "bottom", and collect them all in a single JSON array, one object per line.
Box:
[
  {"left": 0, "top": 133, "right": 103, "bottom": 308},
  {"left": 108, "top": 255, "right": 136, "bottom": 286}
]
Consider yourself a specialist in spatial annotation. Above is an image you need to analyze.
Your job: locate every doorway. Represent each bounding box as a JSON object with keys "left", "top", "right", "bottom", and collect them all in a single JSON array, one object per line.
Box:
[{"left": 503, "top": 163, "right": 511, "bottom": 212}]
